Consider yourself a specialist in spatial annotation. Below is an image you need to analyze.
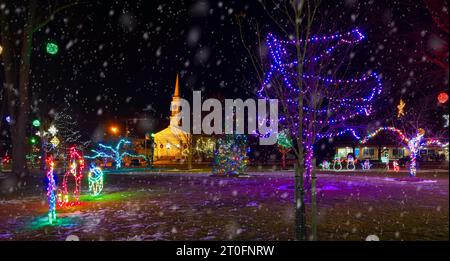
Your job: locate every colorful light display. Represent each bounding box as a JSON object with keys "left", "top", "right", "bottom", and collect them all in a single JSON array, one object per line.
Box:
[
  {"left": 360, "top": 127, "right": 409, "bottom": 144},
  {"left": 85, "top": 139, "right": 146, "bottom": 169},
  {"left": 392, "top": 160, "right": 400, "bottom": 172},
  {"left": 58, "top": 147, "right": 85, "bottom": 206},
  {"left": 397, "top": 99, "right": 405, "bottom": 118},
  {"left": 361, "top": 159, "right": 372, "bottom": 170},
  {"left": 88, "top": 163, "right": 104, "bottom": 196},
  {"left": 347, "top": 155, "right": 355, "bottom": 170},
  {"left": 381, "top": 150, "right": 390, "bottom": 170},
  {"left": 425, "top": 138, "right": 449, "bottom": 148},
  {"left": 360, "top": 127, "right": 427, "bottom": 176},
  {"left": 46, "top": 41, "right": 59, "bottom": 55},
  {"left": 320, "top": 160, "right": 331, "bottom": 170},
  {"left": 277, "top": 130, "right": 293, "bottom": 169},
  {"left": 408, "top": 130, "right": 424, "bottom": 177},
  {"left": 333, "top": 155, "right": 342, "bottom": 171},
  {"left": 45, "top": 156, "right": 57, "bottom": 224},
  {"left": 48, "top": 125, "right": 58, "bottom": 136},
  {"left": 50, "top": 136, "right": 60, "bottom": 147},
  {"left": 257, "top": 28, "right": 382, "bottom": 181},
  {"left": 32, "top": 119, "right": 41, "bottom": 127},
  {"left": 212, "top": 135, "right": 249, "bottom": 176},
  {"left": 437, "top": 92, "right": 449, "bottom": 104}
]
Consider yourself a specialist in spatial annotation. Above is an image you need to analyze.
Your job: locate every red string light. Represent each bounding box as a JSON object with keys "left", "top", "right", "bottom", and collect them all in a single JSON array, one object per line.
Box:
[{"left": 58, "top": 147, "right": 85, "bottom": 207}]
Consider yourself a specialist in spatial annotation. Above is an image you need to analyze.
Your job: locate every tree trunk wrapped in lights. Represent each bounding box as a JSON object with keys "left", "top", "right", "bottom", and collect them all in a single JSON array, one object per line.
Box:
[
  {"left": 257, "top": 29, "right": 382, "bottom": 240},
  {"left": 45, "top": 156, "right": 57, "bottom": 224}
]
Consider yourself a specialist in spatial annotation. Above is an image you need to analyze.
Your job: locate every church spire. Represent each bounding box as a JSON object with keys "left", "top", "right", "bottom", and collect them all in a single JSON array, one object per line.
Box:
[
  {"left": 173, "top": 73, "right": 180, "bottom": 98},
  {"left": 170, "top": 73, "right": 181, "bottom": 125}
]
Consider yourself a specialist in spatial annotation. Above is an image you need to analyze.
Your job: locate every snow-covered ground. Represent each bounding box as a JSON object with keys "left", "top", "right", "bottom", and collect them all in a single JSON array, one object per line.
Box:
[{"left": 0, "top": 171, "right": 448, "bottom": 241}]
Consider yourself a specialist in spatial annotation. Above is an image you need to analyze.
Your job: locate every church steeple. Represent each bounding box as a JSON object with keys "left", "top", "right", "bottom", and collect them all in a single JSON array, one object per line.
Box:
[
  {"left": 170, "top": 74, "right": 182, "bottom": 126},
  {"left": 173, "top": 73, "right": 180, "bottom": 98}
]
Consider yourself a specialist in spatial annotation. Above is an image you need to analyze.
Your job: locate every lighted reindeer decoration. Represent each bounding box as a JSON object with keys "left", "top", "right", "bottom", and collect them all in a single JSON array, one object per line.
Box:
[{"left": 58, "top": 147, "right": 85, "bottom": 206}]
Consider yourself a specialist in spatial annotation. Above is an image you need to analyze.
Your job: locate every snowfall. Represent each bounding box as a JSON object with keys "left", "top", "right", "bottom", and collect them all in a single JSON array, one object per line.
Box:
[{"left": 0, "top": 170, "right": 448, "bottom": 241}]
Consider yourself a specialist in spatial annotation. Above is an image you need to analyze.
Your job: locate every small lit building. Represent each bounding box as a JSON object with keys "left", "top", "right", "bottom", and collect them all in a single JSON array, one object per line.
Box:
[
  {"left": 335, "top": 144, "right": 410, "bottom": 161},
  {"left": 334, "top": 136, "right": 448, "bottom": 162},
  {"left": 151, "top": 75, "right": 217, "bottom": 162},
  {"left": 153, "top": 74, "right": 191, "bottom": 161},
  {"left": 419, "top": 142, "right": 449, "bottom": 162}
]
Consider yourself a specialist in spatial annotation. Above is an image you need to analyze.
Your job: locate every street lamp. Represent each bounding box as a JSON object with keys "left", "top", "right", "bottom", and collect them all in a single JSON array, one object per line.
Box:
[{"left": 110, "top": 126, "right": 119, "bottom": 135}]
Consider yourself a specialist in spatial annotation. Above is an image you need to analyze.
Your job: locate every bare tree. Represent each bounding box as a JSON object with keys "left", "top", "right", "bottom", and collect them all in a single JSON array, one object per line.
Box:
[
  {"left": 237, "top": 0, "right": 322, "bottom": 241},
  {"left": 0, "top": 0, "right": 85, "bottom": 179},
  {"left": 238, "top": 0, "right": 382, "bottom": 240}
]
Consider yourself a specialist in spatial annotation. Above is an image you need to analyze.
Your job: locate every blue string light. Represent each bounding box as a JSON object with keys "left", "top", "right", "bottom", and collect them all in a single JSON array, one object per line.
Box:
[{"left": 85, "top": 139, "right": 147, "bottom": 169}]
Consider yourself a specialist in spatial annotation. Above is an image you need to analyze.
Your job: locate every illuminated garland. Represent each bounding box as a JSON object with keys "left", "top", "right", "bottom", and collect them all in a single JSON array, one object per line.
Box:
[
  {"left": 258, "top": 29, "right": 382, "bottom": 107},
  {"left": 257, "top": 29, "right": 381, "bottom": 179},
  {"left": 360, "top": 127, "right": 409, "bottom": 144},
  {"left": 58, "top": 147, "right": 85, "bottom": 206},
  {"left": 316, "top": 128, "right": 361, "bottom": 140},
  {"left": 212, "top": 135, "right": 249, "bottom": 176},
  {"left": 277, "top": 130, "right": 293, "bottom": 149},
  {"left": 425, "top": 139, "right": 449, "bottom": 148},
  {"left": 88, "top": 163, "right": 104, "bottom": 196},
  {"left": 85, "top": 139, "right": 147, "bottom": 169},
  {"left": 45, "top": 156, "right": 57, "bottom": 224}
]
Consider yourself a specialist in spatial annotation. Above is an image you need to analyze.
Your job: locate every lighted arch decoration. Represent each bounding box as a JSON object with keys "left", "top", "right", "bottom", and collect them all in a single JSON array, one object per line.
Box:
[
  {"left": 58, "top": 147, "right": 85, "bottom": 206},
  {"left": 360, "top": 127, "right": 409, "bottom": 144},
  {"left": 360, "top": 127, "right": 424, "bottom": 177}
]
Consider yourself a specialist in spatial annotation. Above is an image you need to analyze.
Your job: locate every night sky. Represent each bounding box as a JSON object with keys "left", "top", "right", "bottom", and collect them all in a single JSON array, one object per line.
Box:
[{"left": 3, "top": 0, "right": 449, "bottom": 143}]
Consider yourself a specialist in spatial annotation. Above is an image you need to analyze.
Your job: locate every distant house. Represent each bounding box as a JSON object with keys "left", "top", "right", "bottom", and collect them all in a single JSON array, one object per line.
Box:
[
  {"left": 334, "top": 134, "right": 448, "bottom": 162},
  {"left": 335, "top": 144, "right": 409, "bottom": 161}
]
